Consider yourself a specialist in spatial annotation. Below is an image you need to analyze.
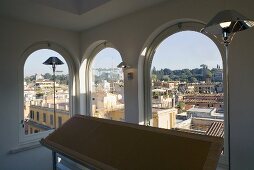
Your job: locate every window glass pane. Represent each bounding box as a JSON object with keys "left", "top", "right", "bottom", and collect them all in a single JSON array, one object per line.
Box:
[
  {"left": 37, "top": 112, "right": 40, "bottom": 121},
  {"left": 150, "top": 31, "right": 224, "bottom": 138},
  {"left": 24, "top": 49, "right": 70, "bottom": 135},
  {"left": 58, "top": 117, "right": 62, "bottom": 127},
  {"left": 90, "top": 48, "right": 125, "bottom": 121},
  {"left": 43, "top": 113, "right": 46, "bottom": 123},
  {"left": 50, "top": 115, "right": 53, "bottom": 126}
]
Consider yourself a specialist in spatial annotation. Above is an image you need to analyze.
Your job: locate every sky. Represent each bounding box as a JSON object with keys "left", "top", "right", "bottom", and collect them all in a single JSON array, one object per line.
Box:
[
  {"left": 92, "top": 48, "right": 122, "bottom": 69},
  {"left": 24, "top": 31, "right": 222, "bottom": 77},
  {"left": 152, "top": 31, "right": 222, "bottom": 70},
  {"left": 24, "top": 49, "right": 68, "bottom": 76}
]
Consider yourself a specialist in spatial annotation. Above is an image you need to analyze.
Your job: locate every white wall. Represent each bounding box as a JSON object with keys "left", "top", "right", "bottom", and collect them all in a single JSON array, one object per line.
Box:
[
  {"left": 80, "top": 0, "right": 254, "bottom": 169},
  {"left": 0, "top": 17, "right": 80, "bottom": 170},
  {"left": 80, "top": 0, "right": 225, "bottom": 123},
  {"left": 1, "top": 0, "right": 254, "bottom": 169}
]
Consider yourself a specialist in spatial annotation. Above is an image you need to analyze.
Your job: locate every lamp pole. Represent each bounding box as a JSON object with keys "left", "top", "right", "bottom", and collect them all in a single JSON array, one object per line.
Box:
[
  {"left": 223, "top": 30, "right": 231, "bottom": 168},
  {"left": 52, "top": 63, "right": 56, "bottom": 129},
  {"left": 203, "top": 10, "right": 254, "bottom": 169},
  {"left": 43, "top": 56, "right": 64, "bottom": 129}
]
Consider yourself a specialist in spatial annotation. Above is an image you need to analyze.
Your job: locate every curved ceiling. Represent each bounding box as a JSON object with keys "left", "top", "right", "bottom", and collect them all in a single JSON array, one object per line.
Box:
[{"left": 0, "top": 0, "right": 168, "bottom": 31}]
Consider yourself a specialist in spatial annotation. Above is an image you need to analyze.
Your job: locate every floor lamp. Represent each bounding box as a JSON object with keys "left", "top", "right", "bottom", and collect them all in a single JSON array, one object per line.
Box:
[
  {"left": 203, "top": 10, "right": 254, "bottom": 169},
  {"left": 43, "top": 56, "right": 64, "bottom": 129}
]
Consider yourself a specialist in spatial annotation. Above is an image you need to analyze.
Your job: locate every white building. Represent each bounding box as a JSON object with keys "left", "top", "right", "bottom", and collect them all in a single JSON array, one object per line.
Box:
[
  {"left": 152, "top": 108, "right": 178, "bottom": 129},
  {"left": 35, "top": 79, "right": 59, "bottom": 90},
  {"left": 187, "top": 107, "right": 223, "bottom": 119},
  {"left": 1, "top": 1, "right": 254, "bottom": 170}
]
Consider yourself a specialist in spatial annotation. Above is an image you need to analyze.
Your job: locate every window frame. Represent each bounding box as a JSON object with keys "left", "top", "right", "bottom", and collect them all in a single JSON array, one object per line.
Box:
[
  {"left": 18, "top": 41, "right": 76, "bottom": 145},
  {"left": 142, "top": 21, "right": 228, "bottom": 166},
  {"left": 85, "top": 41, "right": 125, "bottom": 118}
]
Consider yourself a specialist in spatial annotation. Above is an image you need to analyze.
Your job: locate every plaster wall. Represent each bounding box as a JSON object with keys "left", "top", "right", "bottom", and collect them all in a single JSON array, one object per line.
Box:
[
  {"left": 0, "top": 17, "right": 80, "bottom": 170},
  {"left": 0, "top": 0, "right": 254, "bottom": 169},
  {"left": 80, "top": 0, "right": 225, "bottom": 123},
  {"left": 80, "top": 0, "right": 254, "bottom": 169}
]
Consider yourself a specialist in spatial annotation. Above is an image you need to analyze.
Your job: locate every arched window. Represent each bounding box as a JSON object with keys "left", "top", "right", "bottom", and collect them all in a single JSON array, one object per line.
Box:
[
  {"left": 143, "top": 23, "right": 224, "bottom": 138},
  {"left": 88, "top": 47, "right": 125, "bottom": 121},
  {"left": 23, "top": 49, "right": 71, "bottom": 136}
]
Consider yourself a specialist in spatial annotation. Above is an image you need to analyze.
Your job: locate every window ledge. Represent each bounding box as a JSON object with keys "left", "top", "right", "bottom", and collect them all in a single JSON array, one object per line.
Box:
[{"left": 9, "top": 141, "right": 41, "bottom": 154}]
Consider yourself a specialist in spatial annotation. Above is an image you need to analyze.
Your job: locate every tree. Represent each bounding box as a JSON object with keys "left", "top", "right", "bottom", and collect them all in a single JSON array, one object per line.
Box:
[
  {"left": 179, "top": 74, "right": 188, "bottom": 82},
  {"left": 182, "top": 69, "right": 192, "bottom": 77},
  {"left": 24, "top": 75, "right": 36, "bottom": 83},
  {"left": 162, "top": 75, "right": 170, "bottom": 81},
  {"left": 43, "top": 73, "right": 52, "bottom": 80},
  {"left": 206, "top": 70, "right": 212, "bottom": 78},
  {"left": 191, "top": 68, "right": 202, "bottom": 76},
  {"left": 151, "top": 74, "right": 157, "bottom": 82},
  {"left": 157, "top": 69, "right": 164, "bottom": 81},
  {"left": 24, "top": 76, "right": 31, "bottom": 84},
  {"left": 189, "top": 76, "right": 198, "bottom": 83},
  {"left": 163, "top": 68, "right": 172, "bottom": 75},
  {"left": 200, "top": 64, "right": 208, "bottom": 69},
  {"left": 177, "top": 101, "right": 186, "bottom": 113},
  {"left": 152, "top": 66, "right": 157, "bottom": 74}
]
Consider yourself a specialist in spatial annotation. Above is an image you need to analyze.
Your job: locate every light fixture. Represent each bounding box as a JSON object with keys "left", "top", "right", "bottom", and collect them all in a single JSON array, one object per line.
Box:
[
  {"left": 204, "top": 10, "right": 254, "bottom": 42},
  {"left": 117, "top": 61, "right": 130, "bottom": 69},
  {"left": 43, "top": 57, "right": 64, "bottom": 129},
  {"left": 220, "top": 21, "right": 231, "bottom": 28},
  {"left": 203, "top": 10, "right": 254, "bottom": 169}
]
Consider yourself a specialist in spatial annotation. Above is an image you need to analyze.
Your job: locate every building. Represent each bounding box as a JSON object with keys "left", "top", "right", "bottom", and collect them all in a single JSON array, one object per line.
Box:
[
  {"left": 25, "top": 103, "right": 70, "bottom": 134},
  {"left": 213, "top": 66, "right": 223, "bottom": 82},
  {"left": 186, "top": 107, "right": 223, "bottom": 119},
  {"left": 152, "top": 89, "right": 175, "bottom": 108},
  {"left": 153, "top": 81, "right": 179, "bottom": 90},
  {"left": 194, "top": 83, "right": 216, "bottom": 93},
  {"left": 1, "top": 1, "right": 254, "bottom": 170},
  {"left": 183, "top": 93, "right": 224, "bottom": 111},
  {"left": 176, "top": 117, "right": 224, "bottom": 134},
  {"left": 152, "top": 108, "right": 177, "bottom": 129},
  {"left": 34, "top": 79, "right": 60, "bottom": 90},
  {"left": 91, "top": 91, "right": 124, "bottom": 121}
]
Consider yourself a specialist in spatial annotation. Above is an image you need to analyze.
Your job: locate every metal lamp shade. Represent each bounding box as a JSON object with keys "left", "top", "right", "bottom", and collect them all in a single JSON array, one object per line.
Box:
[
  {"left": 203, "top": 10, "right": 254, "bottom": 35},
  {"left": 43, "top": 57, "right": 64, "bottom": 65},
  {"left": 117, "top": 61, "right": 130, "bottom": 68},
  {"left": 203, "top": 10, "right": 254, "bottom": 170}
]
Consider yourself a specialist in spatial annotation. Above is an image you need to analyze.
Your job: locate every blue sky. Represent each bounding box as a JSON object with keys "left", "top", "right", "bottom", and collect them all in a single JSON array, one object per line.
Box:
[
  {"left": 92, "top": 48, "right": 122, "bottom": 69},
  {"left": 24, "top": 31, "right": 222, "bottom": 77},
  {"left": 152, "top": 31, "right": 222, "bottom": 70},
  {"left": 24, "top": 49, "right": 68, "bottom": 76}
]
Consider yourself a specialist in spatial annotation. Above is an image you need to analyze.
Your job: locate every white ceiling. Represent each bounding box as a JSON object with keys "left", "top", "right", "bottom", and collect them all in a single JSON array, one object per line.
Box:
[{"left": 0, "top": 0, "right": 168, "bottom": 31}]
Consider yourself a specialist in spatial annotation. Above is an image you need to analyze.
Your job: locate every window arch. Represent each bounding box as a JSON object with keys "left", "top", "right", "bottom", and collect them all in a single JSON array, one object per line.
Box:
[
  {"left": 19, "top": 41, "right": 75, "bottom": 143},
  {"left": 86, "top": 42, "right": 125, "bottom": 121},
  {"left": 143, "top": 21, "right": 224, "bottom": 127},
  {"left": 142, "top": 22, "right": 228, "bottom": 164},
  {"left": 142, "top": 22, "right": 228, "bottom": 157}
]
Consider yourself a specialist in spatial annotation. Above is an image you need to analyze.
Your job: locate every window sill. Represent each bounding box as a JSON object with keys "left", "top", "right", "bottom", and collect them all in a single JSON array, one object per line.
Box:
[
  {"left": 9, "top": 141, "right": 41, "bottom": 154},
  {"left": 12, "top": 129, "right": 54, "bottom": 154},
  {"left": 19, "top": 129, "right": 54, "bottom": 144}
]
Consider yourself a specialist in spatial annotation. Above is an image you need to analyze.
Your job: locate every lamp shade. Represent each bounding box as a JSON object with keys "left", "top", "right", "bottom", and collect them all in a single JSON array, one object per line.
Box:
[
  {"left": 43, "top": 56, "right": 64, "bottom": 65},
  {"left": 203, "top": 10, "right": 254, "bottom": 35},
  {"left": 117, "top": 61, "right": 130, "bottom": 68}
]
